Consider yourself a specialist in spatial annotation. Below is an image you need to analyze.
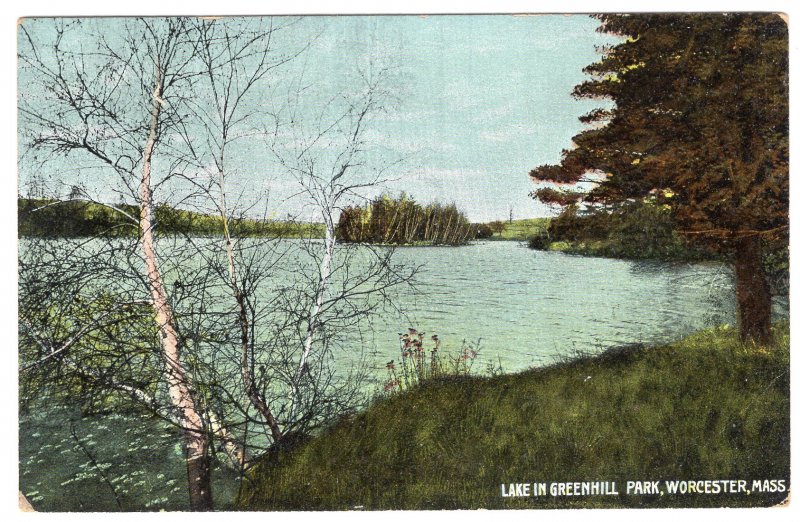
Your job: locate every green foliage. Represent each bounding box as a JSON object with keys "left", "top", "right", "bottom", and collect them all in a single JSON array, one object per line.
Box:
[
  {"left": 337, "top": 193, "right": 474, "bottom": 245},
  {"left": 528, "top": 202, "right": 716, "bottom": 261},
  {"left": 762, "top": 241, "right": 789, "bottom": 296},
  {"left": 19, "top": 292, "right": 160, "bottom": 416},
  {"left": 528, "top": 14, "right": 788, "bottom": 342},
  {"left": 527, "top": 201, "right": 788, "bottom": 296},
  {"left": 18, "top": 198, "right": 325, "bottom": 239},
  {"left": 470, "top": 223, "right": 494, "bottom": 240},
  {"left": 18, "top": 198, "right": 139, "bottom": 237},
  {"left": 526, "top": 231, "right": 552, "bottom": 250},
  {"left": 529, "top": 14, "right": 788, "bottom": 255},
  {"left": 239, "top": 323, "right": 789, "bottom": 510},
  {"left": 486, "top": 220, "right": 507, "bottom": 235}
]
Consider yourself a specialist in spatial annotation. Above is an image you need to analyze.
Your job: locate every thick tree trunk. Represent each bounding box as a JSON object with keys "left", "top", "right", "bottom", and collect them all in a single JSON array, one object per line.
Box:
[
  {"left": 140, "top": 72, "right": 213, "bottom": 511},
  {"left": 733, "top": 235, "right": 772, "bottom": 344}
]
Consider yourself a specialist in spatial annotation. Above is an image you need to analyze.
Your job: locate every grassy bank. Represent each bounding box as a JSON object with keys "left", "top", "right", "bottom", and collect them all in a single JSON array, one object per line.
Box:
[
  {"left": 240, "top": 323, "right": 789, "bottom": 510},
  {"left": 484, "top": 218, "right": 550, "bottom": 241},
  {"left": 540, "top": 238, "right": 716, "bottom": 262}
]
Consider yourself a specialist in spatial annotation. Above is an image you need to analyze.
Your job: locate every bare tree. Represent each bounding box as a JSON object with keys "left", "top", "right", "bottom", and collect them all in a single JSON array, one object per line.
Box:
[
  {"left": 263, "top": 51, "right": 414, "bottom": 425},
  {"left": 188, "top": 17, "right": 312, "bottom": 446},
  {"left": 19, "top": 17, "right": 217, "bottom": 510},
  {"left": 178, "top": 19, "right": 417, "bottom": 459},
  {"left": 19, "top": 17, "right": 417, "bottom": 511},
  {"left": 169, "top": 18, "right": 299, "bottom": 483}
]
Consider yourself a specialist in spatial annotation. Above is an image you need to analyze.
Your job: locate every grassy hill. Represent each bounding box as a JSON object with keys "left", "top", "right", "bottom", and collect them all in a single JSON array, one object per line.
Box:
[
  {"left": 239, "top": 323, "right": 789, "bottom": 510},
  {"left": 484, "top": 218, "right": 551, "bottom": 241}
]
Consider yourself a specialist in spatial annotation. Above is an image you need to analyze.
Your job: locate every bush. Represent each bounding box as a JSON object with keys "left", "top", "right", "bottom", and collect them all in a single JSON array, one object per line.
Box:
[
  {"left": 471, "top": 223, "right": 494, "bottom": 239},
  {"left": 526, "top": 231, "right": 551, "bottom": 250},
  {"left": 536, "top": 201, "right": 716, "bottom": 260},
  {"left": 487, "top": 220, "right": 507, "bottom": 235}
]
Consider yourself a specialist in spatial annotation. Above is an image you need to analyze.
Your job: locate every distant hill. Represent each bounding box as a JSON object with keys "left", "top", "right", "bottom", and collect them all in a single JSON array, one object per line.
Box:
[{"left": 18, "top": 198, "right": 324, "bottom": 239}]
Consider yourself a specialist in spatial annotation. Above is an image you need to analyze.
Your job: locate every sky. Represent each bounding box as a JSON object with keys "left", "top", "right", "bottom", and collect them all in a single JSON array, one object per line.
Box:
[
  {"left": 319, "top": 15, "right": 616, "bottom": 221},
  {"left": 17, "top": 15, "right": 618, "bottom": 222}
]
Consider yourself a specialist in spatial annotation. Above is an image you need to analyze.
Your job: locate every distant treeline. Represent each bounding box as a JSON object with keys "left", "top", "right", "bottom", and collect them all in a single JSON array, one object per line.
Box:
[
  {"left": 18, "top": 198, "right": 324, "bottom": 239},
  {"left": 337, "top": 194, "right": 484, "bottom": 245}
]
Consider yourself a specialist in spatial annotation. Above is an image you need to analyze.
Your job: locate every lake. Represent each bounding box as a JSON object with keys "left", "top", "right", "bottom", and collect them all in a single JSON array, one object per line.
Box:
[
  {"left": 21, "top": 239, "right": 779, "bottom": 511},
  {"left": 367, "top": 241, "right": 739, "bottom": 374}
]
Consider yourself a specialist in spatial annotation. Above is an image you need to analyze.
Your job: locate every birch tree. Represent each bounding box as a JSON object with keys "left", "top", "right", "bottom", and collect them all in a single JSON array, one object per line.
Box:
[
  {"left": 181, "top": 23, "right": 417, "bottom": 450},
  {"left": 19, "top": 17, "right": 216, "bottom": 510},
  {"left": 19, "top": 17, "right": 418, "bottom": 510},
  {"left": 264, "top": 53, "right": 413, "bottom": 424}
]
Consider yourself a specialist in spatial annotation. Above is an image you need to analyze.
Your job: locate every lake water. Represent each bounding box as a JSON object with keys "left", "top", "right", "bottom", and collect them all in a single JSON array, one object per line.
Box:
[
  {"left": 361, "top": 240, "right": 738, "bottom": 373},
  {"left": 22, "top": 239, "right": 776, "bottom": 511}
]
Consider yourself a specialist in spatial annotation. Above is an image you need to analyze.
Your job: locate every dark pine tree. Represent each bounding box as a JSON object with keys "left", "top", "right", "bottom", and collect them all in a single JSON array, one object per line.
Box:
[{"left": 529, "top": 14, "right": 788, "bottom": 344}]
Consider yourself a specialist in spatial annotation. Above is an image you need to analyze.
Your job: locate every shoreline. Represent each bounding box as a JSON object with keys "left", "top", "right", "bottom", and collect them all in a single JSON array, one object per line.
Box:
[{"left": 240, "top": 322, "right": 790, "bottom": 510}]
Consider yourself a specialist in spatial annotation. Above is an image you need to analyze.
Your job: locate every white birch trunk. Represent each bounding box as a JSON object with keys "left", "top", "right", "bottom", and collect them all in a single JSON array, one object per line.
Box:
[
  {"left": 139, "top": 70, "right": 212, "bottom": 511},
  {"left": 290, "top": 210, "right": 335, "bottom": 422}
]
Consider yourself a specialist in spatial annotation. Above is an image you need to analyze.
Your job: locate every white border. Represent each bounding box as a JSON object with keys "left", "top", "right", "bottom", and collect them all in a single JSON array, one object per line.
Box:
[{"left": 2, "top": 3, "right": 798, "bottom": 522}]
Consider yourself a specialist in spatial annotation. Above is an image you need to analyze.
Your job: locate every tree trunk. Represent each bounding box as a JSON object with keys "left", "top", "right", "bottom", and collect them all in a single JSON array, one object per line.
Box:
[
  {"left": 217, "top": 164, "right": 283, "bottom": 442},
  {"left": 290, "top": 210, "right": 335, "bottom": 422},
  {"left": 733, "top": 235, "right": 772, "bottom": 344},
  {"left": 140, "top": 71, "right": 213, "bottom": 511}
]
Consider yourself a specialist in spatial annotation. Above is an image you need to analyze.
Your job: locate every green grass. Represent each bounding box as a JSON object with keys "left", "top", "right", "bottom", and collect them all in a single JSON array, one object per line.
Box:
[
  {"left": 486, "top": 218, "right": 551, "bottom": 241},
  {"left": 239, "top": 323, "right": 789, "bottom": 510}
]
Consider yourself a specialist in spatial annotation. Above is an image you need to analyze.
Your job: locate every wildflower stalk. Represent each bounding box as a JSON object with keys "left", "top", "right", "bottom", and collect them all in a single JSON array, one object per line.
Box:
[{"left": 384, "top": 330, "right": 481, "bottom": 394}]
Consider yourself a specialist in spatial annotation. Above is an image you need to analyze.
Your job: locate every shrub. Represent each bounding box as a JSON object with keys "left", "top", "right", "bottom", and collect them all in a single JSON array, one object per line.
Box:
[
  {"left": 383, "top": 329, "right": 481, "bottom": 393},
  {"left": 536, "top": 201, "right": 718, "bottom": 260},
  {"left": 471, "top": 223, "right": 494, "bottom": 239},
  {"left": 487, "top": 220, "right": 507, "bottom": 235},
  {"left": 526, "top": 230, "right": 552, "bottom": 250}
]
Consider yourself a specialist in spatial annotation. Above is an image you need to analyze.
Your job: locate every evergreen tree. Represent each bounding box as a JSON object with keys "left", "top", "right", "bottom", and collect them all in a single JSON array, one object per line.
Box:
[{"left": 530, "top": 14, "right": 788, "bottom": 343}]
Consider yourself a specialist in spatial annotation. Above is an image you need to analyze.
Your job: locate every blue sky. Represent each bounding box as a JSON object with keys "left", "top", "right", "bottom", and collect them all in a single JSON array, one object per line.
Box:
[
  {"left": 18, "top": 15, "right": 617, "bottom": 222},
  {"left": 334, "top": 15, "right": 616, "bottom": 221},
  {"left": 266, "top": 15, "right": 617, "bottom": 221}
]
